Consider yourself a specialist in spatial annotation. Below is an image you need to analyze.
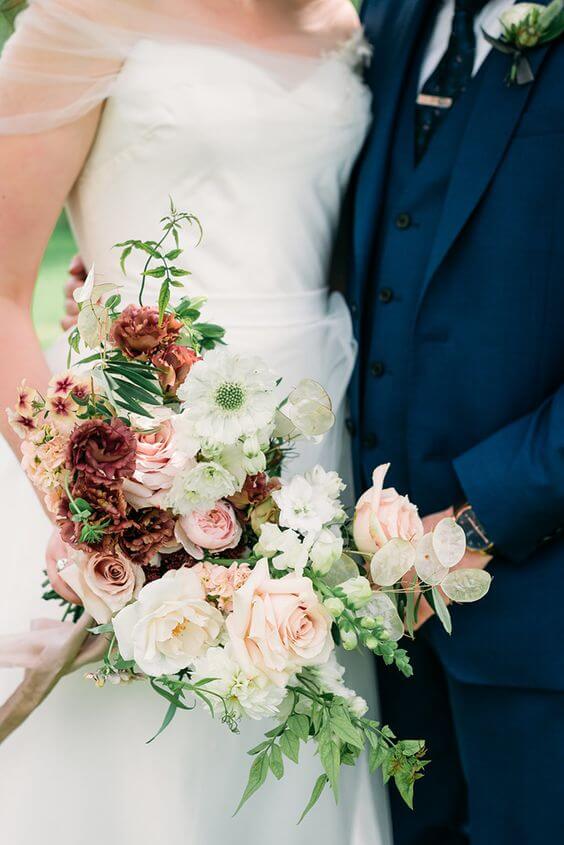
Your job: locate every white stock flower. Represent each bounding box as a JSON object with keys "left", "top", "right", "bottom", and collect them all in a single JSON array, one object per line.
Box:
[
  {"left": 256, "top": 523, "right": 312, "bottom": 575},
  {"left": 309, "top": 527, "right": 344, "bottom": 575},
  {"left": 191, "top": 645, "right": 287, "bottom": 721},
  {"left": 310, "top": 653, "right": 368, "bottom": 717},
  {"left": 178, "top": 350, "right": 278, "bottom": 445},
  {"left": 113, "top": 568, "right": 224, "bottom": 676},
  {"left": 273, "top": 465, "right": 345, "bottom": 534},
  {"left": 166, "top": 460, "right": 238, "bottom": 515}
]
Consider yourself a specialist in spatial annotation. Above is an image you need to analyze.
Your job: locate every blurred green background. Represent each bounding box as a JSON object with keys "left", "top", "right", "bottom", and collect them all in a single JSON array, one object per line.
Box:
[{"left": 1, "top": 0, "right": 362, "bottom": 346}]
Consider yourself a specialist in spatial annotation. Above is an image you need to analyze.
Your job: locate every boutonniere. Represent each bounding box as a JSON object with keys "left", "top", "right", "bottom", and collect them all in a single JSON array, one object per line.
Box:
[{"left": 482, "top": 0, "right": 564, "bottom": 85}]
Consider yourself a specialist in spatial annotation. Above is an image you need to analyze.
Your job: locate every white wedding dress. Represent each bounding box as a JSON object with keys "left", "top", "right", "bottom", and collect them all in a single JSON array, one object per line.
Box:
[{"left": 0, "top": 28, "right": 392, "bottom": 845}]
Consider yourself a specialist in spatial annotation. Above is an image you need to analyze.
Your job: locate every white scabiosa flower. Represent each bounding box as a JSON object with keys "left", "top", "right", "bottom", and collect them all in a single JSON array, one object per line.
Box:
[
  {"left": 191, "top": 645, "right": 287, "bottom": 721},
  {"left": 178, "top": 350, "right": 278, "bottom": 445},
  {"left": 166, "top": 460, "right": 238, "bottom": 515}
]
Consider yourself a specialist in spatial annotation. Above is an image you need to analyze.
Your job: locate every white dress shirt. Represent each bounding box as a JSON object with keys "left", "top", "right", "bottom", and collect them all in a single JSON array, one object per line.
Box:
[{"left": 419, "top": 0, "right": 508, "bottom": 90}]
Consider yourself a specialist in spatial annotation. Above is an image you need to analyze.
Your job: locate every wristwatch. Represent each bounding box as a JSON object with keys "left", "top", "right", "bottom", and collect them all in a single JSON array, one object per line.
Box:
[{"left": 454, "top": 503, "right": 494, "bottom": 555}]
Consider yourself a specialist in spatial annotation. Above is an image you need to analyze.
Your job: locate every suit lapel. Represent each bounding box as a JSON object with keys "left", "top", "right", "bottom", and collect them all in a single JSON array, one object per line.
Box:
[
  {"left": 352, "top": 0, "right": 433, "bottom": 299},
  {"left": 418, "top": 42, "right": 550, "bottom": 306}
]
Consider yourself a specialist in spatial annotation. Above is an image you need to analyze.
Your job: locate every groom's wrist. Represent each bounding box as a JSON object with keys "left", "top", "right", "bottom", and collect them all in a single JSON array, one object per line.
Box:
[{"left": 454, "top": 502, "right": 495, "bottom": 555}]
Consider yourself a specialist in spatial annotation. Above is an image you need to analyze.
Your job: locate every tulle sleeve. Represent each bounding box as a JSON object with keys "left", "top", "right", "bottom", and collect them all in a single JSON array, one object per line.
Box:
[{"left": 0, "top": 0, "right": 127, "bottom": 134}]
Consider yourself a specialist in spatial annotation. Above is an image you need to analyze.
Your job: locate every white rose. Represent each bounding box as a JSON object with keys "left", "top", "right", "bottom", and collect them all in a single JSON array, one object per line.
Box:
[{"left": 113, "top": 568, "right": 224, "bottom": 676}]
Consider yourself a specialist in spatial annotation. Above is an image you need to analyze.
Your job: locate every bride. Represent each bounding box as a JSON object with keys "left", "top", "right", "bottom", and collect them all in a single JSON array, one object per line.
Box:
[{"left": 0, "top": 1, "right": 391, "bottom": 843}]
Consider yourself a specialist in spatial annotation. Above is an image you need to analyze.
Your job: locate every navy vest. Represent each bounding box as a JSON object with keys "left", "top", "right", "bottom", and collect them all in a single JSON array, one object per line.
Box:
[{"left": 359, "top": 30, "right": 481, "bottom": 491}]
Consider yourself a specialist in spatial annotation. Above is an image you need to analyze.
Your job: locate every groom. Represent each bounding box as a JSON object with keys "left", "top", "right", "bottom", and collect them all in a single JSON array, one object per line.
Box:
[{"left": 347, "top": 0, "right": 564, "bottom": 842}]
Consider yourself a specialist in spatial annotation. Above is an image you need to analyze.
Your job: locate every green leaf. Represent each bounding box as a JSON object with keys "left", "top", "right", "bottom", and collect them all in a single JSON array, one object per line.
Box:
[
  {"left": 247, "top": 740, "right": 271, "bottom": 756},
  {"left": 329, "top": 705, "right": 364, "bottom": 750},
  {"left": 269, "top": 744, "right": 284, "bottom": 780},
  {"left": 158, "top": 279, "right": 170, "bottom": 321},
  {"left": 288, "top": 713, "right": 310, "bottom": 742},
  {"left": 234, "top": 752, "right": 270, "bottom": 815},
  {"left": 169, "top": 266, "right": 191, "bottom": 277},
  {"left": 318, "top": 730, "right": 340, "bottom": 801},
  {"left": 165, "top": 248, "right": 183, "bottom": 260},
  {"left": 87, "top": 623, "right": 113, "bottom": 635},
  {"left": 279, "top": 728, "right": 300, "bottom": 763},
  {"left": 119, "top": 246, "right": 132, "bottom": 274},
  {"left": 142, "top": 266, "right": 166, "bottom": 278},
  {"left": 368, "top": 742, "right": 389, "bottom": 774},
  {"left": 431, "top": 586, "right": 452, "bottom": 635},
  {"left": 105, "top": 364, "right": 161, "bottom": 395},
  {"left": 147, "top": 693, "right": 181, "bottom": 744},
  {"left": 112, "top": 377, "right": 162, "bottom": 406},
  {"left": 298, "top": 774, "right": 328, "bottom": 824}
]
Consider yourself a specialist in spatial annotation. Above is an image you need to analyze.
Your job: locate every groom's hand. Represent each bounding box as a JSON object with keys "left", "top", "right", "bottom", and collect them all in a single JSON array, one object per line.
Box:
[{"left": 409, "top": 507, "right": 492, "bottom": 631}]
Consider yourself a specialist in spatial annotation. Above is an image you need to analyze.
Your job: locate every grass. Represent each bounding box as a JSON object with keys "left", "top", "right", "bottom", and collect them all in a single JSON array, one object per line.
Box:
[{"left": 33, "top": 214, "right": 77, "bottom": 347}]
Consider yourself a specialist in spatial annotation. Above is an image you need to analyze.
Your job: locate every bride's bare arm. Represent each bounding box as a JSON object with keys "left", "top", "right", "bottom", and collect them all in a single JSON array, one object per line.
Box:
[{"left": 0, "top": 108, "right": 102, "bottom": 455}]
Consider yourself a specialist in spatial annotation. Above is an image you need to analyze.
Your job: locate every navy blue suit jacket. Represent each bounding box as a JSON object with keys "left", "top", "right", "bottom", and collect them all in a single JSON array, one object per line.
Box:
[{"left": 350, "top": 0, "right": 564, "bottom": 690}]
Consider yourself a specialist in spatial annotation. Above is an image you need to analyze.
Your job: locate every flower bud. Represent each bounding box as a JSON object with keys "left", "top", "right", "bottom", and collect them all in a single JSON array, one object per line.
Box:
[
  {"left": 340, "top": 576, "right": 373, "bottom": 609},
  {"left": 364, "top": 635, "right": 380, "bottom": 651},
  {"left": 309, "top": 528, "right": 343, "bottom": 575},
  {"left": 324, "top": 597, "right": 345, "bottom": 617},
  {"left": 341, "top": 629, "right": 358, "bottom": 651},
  {"left": 360, "top": 616, "right": 377, "bottom": 630}
]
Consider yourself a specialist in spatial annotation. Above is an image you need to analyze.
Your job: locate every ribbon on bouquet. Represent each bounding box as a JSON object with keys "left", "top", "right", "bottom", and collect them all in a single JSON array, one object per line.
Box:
[{"left": 0, "top": 613, "right": 96, "bottom": 744}]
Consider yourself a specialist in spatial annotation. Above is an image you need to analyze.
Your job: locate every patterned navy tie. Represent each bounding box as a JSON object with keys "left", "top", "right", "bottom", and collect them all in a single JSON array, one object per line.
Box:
[{"left": 415, "top": 0, "right": 490, "bottom": 163}]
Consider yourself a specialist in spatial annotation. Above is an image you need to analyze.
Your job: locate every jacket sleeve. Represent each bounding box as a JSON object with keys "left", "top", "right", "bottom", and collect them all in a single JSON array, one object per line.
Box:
[{"left": 453, "top": 384, "right": 564, "bottom": 561}]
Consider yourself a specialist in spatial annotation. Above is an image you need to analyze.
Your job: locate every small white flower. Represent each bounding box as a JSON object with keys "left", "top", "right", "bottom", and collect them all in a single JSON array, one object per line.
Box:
[
  {"left": 166, "top": 460, "right": 238, "bottom": 515},
  {"left": 309, "top": 527, "right": 344, "bottom": 575},
  {"left": 191, "top": 645, "right": 287, "bottom": 721},
  {"left": 340, "top": 576, "right": 373, "bottom": 608},
  {"left": 217, "top": 440, "right": 267, "bottom": 487},
  {"left": 309, "top": 653, "right": 368, "bottom": 717},
  {"left": 178, "top": 350, "right": 278, "bottom": 445},
  {"left": 256, "top": 523, "right": 312, "bottom": 575},
  {"left": 273, "top": 465, "right": 345, "bottom": 534}
]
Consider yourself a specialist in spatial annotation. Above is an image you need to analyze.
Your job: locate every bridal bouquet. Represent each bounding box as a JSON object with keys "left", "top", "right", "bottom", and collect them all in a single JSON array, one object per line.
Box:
[{"left": 8, "top": 205, "right": 491, "bottom": 819}]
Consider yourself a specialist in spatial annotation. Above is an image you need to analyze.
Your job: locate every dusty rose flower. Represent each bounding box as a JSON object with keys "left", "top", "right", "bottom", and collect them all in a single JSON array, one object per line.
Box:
[
  {"left": 230, "top": 473, "right": 282, "bottom": 509},
  {"left": 249, "top": 496, "right": 280, "bottom": 535},
  {"left": 119, "top": 507, "right": 175, "bottom": 564},
  {"left": 109, "top": 305, "right": 182, "bottom": 361},
  {"left": 66, "top": 418, "right": 136, "bottom": 487},
  {"left": 226, "top": 559, "right": 333, "bottom": 686},
  {"left": 152, "top": 344, "right": 199, "bottom": 395},
  {"left": 353, "top": 463, "right": 424, "bottom": 554},
  {"left": 194, "top": 561, "right": 252, "bottom": 612},
  {"left": 60, "top": 549, "right": 145, "bottom": 624},
  {"left": 176, "top": 501, "right": 242, "bottom": 558},
  {"left": 123, "top": 419, "right": 187, "bottom": 509}
]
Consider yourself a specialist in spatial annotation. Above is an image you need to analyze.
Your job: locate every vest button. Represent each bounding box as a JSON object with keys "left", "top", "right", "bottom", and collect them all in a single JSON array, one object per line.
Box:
[
  {"left": 350, "top": 301, "right": 358, "bottom": 315},
  {"left": 370, "top": 360, "right": 385, "bottom": 378},
  {"left": 395, "top": 212, "right": 412, "bottom": 230},
  {"left": 379, "top": 287, "right": 394, "bottom": 304},
  {"left": 361, "top": 433, "right": 379, "bottom": 449}
]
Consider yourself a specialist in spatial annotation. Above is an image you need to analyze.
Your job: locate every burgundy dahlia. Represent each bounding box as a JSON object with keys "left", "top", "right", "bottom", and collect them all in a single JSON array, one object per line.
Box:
[
  {"left": 142, "top": 547, "right": 198, "bottom": 583},
  {"left": 109, "top": 304, "right": 182, "bottom": 360},
  {"left": 119, "top": 507, "right": 175, "bottom": 565},
  {"left": 66, "top": 418, "right": 136, "bottom": 487}
]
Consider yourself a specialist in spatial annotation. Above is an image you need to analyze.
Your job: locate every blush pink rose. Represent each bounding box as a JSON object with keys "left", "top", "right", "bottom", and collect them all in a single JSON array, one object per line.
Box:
[
  {"left": 353, "top": 463, "right": 424, "bottom": 554},
  {"left": 176, "top": 501, "right": 242, "bottom": 558},
  {"left": 60, "top": 549, "right": 145, "bottom": 624},
  {"left": 123, "top": 419, "right": 188, "bottom": 509},
  {"left": 226, "top": 559, "right": 333, "bottom": 686}
]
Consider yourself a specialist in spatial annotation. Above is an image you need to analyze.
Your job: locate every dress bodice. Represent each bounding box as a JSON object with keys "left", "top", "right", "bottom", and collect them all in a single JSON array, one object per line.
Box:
[{"left": 67, "top": 35, "right": 372, "bottom": 317}]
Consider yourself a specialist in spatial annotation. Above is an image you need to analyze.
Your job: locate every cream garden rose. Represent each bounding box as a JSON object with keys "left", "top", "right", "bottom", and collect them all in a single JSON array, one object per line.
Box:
[
  {"left": 353, "top": 463, "right": 424, "bottom": 554},
  {"left": 226, "top": 559, "right": 333, "bottom": 686},
  {"left": 113, "top": 567, "right": 224, "bottom": 675}
]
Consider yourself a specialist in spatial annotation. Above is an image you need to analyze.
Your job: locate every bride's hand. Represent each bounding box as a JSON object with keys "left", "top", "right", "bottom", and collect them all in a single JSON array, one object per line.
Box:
[{"left": 60, "top": 254, "right": 87, "bottom": 331}]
